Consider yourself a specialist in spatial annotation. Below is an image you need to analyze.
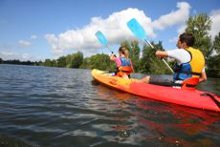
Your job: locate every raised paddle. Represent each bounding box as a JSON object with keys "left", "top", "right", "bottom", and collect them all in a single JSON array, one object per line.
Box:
[
  {"left": 127, "top": 18, "right": 174, "bottom": 73},
  {"left": 95, "top": 31, "right": 114, "bottom": 54}
]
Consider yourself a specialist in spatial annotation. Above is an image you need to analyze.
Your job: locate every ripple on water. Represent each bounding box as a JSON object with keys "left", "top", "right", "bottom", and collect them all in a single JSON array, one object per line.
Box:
[{"left": 0, "top": 65, "right": 220, "bottom": 146}]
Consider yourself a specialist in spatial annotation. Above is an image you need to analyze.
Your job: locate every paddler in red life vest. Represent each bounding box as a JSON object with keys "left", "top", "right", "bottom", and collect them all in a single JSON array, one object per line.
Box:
[
  {"left": 110, "top": 46, "right": 134, "bottom": 79},
  {"left": 140, "top": 33, "right": 207, "bottom": 86}
]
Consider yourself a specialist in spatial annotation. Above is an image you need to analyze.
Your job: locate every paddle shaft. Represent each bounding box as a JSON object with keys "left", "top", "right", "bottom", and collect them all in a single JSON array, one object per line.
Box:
[
  {"left": 95, "top": 31, "right": 114, "bottom": 54},
  {"left": 127, "top": 18, "right": 174, "bottom": 73},
  {"left": 105, "top": 44, "right": 114, "bottom": 54},
  {"left": 202, "top": 93, "right": 220, "bottom": 108},
  {"left": 144, "top": 39, "right": 174, "bottom": 73}
]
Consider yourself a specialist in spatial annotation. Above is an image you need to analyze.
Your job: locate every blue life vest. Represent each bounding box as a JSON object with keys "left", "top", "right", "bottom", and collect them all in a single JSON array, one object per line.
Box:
[
  {"left": 173, "top": 63, "right": 192, "bottom": 80},
  {"left": 120, "top": 57, "right": 131, "bottom": 66}
]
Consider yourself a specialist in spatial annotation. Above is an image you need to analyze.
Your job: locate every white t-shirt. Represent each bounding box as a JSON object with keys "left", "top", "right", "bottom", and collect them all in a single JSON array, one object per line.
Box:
[
  {"left": 167, "top": 49, "right": 191, "bottom": 65},
  {"left": 167, "top": 48, "right": 206, "bottom": 72}
]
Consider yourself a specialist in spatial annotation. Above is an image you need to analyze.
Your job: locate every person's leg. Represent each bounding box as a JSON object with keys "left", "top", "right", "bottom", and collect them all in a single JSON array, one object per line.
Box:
[
  {"left": 135, "top": 75, "right": 174, "bottom": 86},
  {"left": 135, "top": 76, "right": 150, "bottom": 83},
  {"left": 141, "top": 76, "right": 150, "bottom": 83},
  {"left": 122, "top": 74, "right": 129, "bottom": 79},
  {"left": 149, "top": 75, "right": 174, "bottom": 86}
]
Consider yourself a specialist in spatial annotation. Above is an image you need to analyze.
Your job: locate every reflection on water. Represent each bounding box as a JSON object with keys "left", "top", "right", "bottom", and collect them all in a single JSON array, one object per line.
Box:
[
  {"left": 0, "top": 134, "right": 31, "bottom": 147},
  {"left": 93, "top": 83, "right": 220, "bottom": 146},
  {"left": 134, "top": 98, "right": 220, "bottom": 146},
  {"left": 0, "top": 64, "right": 219, "bottom": 146}
]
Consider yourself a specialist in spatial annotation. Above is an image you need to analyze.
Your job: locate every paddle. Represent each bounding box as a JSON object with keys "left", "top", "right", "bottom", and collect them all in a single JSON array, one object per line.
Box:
[
  {"left": 95, "top": 31, "right": 114, "bottom": 54},
  {"left": 201, "top": 93, "right": 220, "bottom": 108},
  {"left": 127, "top": 18, "right": 174, "bottom": 73}
]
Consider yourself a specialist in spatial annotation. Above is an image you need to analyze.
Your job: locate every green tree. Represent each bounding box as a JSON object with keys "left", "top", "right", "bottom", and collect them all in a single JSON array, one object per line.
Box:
[
  {"left": 207, "top": 54, "right": 220, "bottom": 77},
  {"left": 43, "top": 59, "right": 55, "bottom": 67},
  {"left": 57, "top": 56, "right": 66, "bottom": 67},
  {"left": 70, "top": 51, "right": 84, "bottom": 68},
  {"left": 185, "top": 13, "right": 212, "bottom": 57},
  {"left": 81, "top": 54, "right": 112, "bottom": 71},
  {"left": 212, "top": 32, "right": 220, "bottom": 55},
  {"left": 207, "top": 32, "right": 220, "bottom": 77},
  {"left": 80, "top": 57, "right": 90, "bottom": 69},
  {"left": 140, "top": 41, "right": 171, "bottom": 74},
  {"left": 66, "top": 54, "right": 73, "bottom": 68},
  {"left": 129, "top": 40, "right": 141, "bottom": 72}
]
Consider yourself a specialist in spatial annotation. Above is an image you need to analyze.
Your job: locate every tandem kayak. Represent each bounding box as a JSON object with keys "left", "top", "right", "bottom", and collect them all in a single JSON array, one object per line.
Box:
[{"left": 91, "top": 69, "right": 220, "bottom": 112}]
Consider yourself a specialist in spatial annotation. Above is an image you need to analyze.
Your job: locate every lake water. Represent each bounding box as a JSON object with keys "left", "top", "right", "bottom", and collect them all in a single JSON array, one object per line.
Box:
[{"left": 0, "top": 64, "right": 220, "bottom": 147}]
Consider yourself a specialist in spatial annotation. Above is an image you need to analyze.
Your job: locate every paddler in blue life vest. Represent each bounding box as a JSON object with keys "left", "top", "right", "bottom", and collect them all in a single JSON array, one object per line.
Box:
[
  {"left": 110, "top": 46, "right": 134, "bottom": 79},
  {"left": 140, "top": 32, "right": 207, "bottom": 86}
]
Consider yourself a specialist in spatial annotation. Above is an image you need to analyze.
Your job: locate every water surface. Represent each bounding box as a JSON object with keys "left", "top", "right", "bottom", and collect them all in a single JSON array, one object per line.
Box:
[{"left": 0, "top": 64, "right": 219, "bottom": 146}]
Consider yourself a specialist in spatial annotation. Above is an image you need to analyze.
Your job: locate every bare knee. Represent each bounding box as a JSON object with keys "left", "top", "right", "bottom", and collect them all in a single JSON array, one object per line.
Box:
[
  {"left": 122, "top": 74, "right": 129, "bottom": 79},
  {"left": 141, "top": 76, "right": 150, "bottom": 83}
]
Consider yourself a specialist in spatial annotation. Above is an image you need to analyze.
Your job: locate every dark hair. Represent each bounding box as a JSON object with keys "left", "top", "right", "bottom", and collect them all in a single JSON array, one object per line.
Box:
[
  {"left": 118, "top": 46, "right": 126, "bottom": 54},
  {"left": 179, "top": 33, "right": 195, "bottom": 46},
  {"left": 118, "top": 46, "right": 129, "bottom": 58}
]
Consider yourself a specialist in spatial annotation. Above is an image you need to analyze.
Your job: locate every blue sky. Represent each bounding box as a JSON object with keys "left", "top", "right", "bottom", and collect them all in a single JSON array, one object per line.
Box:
[{"left": 0, "top": 0, "right": 220, "bottom": 61}]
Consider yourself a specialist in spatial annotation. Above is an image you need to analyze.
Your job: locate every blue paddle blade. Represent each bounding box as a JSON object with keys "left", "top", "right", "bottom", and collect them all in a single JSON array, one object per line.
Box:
[
  {"left": 95, "top": 31, "right": 108, "bottom": 46},
  {"left": 127, "top": 18, "right": 147, "bottom": 41}
]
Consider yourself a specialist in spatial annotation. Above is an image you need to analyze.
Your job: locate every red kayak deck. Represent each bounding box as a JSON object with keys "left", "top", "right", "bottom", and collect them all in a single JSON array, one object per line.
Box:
[{"left": 91, "top": 69, "right": 220, "bottom": 112}]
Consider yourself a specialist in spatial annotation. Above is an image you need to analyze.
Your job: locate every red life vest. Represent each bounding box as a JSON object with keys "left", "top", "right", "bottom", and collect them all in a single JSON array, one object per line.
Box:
[{"left": 116, "top": 66, "right": 133, "bottom": 77}]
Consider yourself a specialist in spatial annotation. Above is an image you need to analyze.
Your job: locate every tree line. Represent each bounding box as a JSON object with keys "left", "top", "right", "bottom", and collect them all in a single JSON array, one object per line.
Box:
[
  {"left": 1, "top": 13, "right": 220, "bottom": 77},
  {"left": 0, "top": 59, "right": 41, "bottom": 66}
]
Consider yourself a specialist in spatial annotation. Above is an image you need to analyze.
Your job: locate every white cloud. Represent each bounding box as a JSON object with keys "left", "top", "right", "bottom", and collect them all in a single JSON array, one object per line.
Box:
[
  {"left": 45, "top": 8, "right": 154, "bottom": 55},
  {"left": 177, "top": 25, "right": 187, "bottom": 34},
  {"left": 0, "top": 51, "right": 36, "bottom": 61},
  {"left": 18, "top": 40, "right": 31, "bottom": 48},
  {"left": 44, "top": 2, "right": 192, "bottom": 57},
  {"left": 168, "top": 24, "right": 186, "bottom": 45},
  {"left": 30, "top": 35, "right": 37, "bottom": 39},
  {"left": 209, "top": 10, "right": 220, "bottom": 39},
  {"left": 152, "top": 2, "right": 191, "bottom": 30},
  {"left": 169, "top": 37, "right": 178, "bottom": 43}
]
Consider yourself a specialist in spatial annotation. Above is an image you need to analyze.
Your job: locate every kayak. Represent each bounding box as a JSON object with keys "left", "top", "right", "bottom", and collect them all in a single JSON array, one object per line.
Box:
[{"left": 91, "top": 69, "right": 220, "bottom": 112}]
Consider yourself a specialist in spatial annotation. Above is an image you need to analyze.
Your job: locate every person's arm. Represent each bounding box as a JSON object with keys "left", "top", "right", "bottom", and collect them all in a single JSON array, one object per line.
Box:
[
  {"left": 110, "top": 54, "right": 116, "bottom": 61},
  {"left": 199, "top": 68, "right": 207, "bottom": 82},
  {"left": 110, "top": 55, "right": 121, "bottom": 67},
  {"left": 155, "top": 50, "right": 168, "bottom": 58}
]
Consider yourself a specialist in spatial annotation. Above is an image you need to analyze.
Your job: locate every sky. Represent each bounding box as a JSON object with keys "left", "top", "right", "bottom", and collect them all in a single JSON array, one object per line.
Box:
[{"left": 0, "top": 0, "right": 220, "bottom": 61}]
